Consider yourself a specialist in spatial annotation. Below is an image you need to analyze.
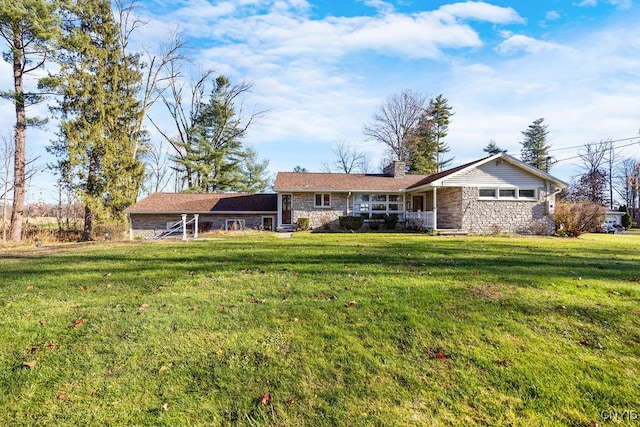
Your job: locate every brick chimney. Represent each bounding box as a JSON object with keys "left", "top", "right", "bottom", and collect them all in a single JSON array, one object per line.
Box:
[{"left": 383, "top": 161, "right": 406, "bottom": 178}]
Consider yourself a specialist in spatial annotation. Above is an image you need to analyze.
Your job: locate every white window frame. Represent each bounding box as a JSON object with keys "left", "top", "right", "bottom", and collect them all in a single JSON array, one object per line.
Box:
[
  {"left": 353, "top": 193, "right": 404, "bottom": 219},
  {"left": 478, "top": 187, "right": 537, "bottom": 200},
  {"left": 314, "top": 193, "right": 331, "bottom": 208}
]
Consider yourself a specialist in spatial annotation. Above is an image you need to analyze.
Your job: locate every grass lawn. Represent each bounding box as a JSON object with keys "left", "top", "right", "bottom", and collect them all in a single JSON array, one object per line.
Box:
[{"left": 1, "top": 233, "right": 639, "bottom": 426}]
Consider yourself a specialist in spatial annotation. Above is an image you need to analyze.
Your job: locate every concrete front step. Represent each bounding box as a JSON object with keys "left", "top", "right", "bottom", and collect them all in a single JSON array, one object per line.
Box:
[{"left": 435, "top": 229, "right": 469, "bottom": 236}]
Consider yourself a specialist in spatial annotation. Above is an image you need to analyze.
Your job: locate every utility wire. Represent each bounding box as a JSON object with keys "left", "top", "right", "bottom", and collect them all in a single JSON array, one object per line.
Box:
[{"left": 548, "top": 136, "right": 640, "bottom": 152}]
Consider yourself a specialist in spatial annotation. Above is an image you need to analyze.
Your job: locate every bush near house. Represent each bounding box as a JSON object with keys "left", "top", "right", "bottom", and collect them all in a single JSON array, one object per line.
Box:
[
  {"left": 296, "top": 217, "right": 310, "bottom": 231},
  {"left": 382, "top": 214, "right": 398, "bottom": 230},
  {"left": 338, "top": 215, "right": 364, "bottom": 231},
  {"left": 555, "top": 201, "right": 606, "bottom": 237}
]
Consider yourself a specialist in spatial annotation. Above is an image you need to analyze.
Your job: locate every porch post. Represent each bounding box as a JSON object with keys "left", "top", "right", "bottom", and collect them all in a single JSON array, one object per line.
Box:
[
  {"left": 432, "top": 187, "right": 438, "bottom": 231},
  {"left": 181, "top": 214, "right": 187, "bottom": 241},
  {"left": 276, "top": 194, "right": 282, "bottom": 228},
  {"left": 193, "top": 214, "right": 199, "bottom": 239}
]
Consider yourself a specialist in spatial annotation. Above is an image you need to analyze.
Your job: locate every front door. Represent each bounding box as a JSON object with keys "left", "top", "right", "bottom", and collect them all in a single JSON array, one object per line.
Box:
[
  {"left": 281, "top": 194, "right": 292, "bottom": 225},
  {"left": 412, "top": 195, "right": 424, "bottom": 212}
]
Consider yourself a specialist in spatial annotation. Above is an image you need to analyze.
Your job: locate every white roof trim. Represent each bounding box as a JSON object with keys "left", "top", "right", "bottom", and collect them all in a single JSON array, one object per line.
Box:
[{"left": 413, "top": 153, "right": 568, "bottom": 190}]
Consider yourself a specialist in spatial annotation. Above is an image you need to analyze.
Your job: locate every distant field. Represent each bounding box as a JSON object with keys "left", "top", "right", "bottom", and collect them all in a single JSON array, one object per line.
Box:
[{"left": 1, "top": 233, "right": 638, "bottom": 426}]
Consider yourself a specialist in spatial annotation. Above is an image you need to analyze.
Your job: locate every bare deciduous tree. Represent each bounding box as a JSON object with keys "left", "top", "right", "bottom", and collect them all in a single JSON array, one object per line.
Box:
[
  {"left": 321, "top": 142, "right": 369, "bottom": 173},
  {"left": 363, "top": 90, "right": 427, "bottom": 163}
]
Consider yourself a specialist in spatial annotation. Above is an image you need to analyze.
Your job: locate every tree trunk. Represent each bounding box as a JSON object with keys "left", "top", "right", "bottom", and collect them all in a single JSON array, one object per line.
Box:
[
  {"left": 8, "top": 33, "right": 26, "bottom": 242},
  {"left": 81, "top": 205, "right": 94, "bottom": 241}
]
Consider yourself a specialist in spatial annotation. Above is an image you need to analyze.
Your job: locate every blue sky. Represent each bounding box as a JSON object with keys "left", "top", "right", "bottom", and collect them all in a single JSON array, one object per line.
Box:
[{"left": 2, "top": 0, "right": 640, "bottom": 202}]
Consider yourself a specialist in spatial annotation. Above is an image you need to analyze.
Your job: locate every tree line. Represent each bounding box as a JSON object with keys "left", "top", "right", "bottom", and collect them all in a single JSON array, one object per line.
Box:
[
  {"left": 333, "top": 90, "right": 639, "bottom": 224},
  {"left": 1, "top": 0, "right": 269, "bottom": 241}
]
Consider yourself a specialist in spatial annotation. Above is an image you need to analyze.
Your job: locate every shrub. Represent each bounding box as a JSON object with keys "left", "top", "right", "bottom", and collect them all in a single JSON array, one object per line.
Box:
[
  {"left": 296, "top": 217, "right": 310, "bottom": 231},
  {"left": 555, "top": 201, "right": 606, "bottom": 237},
  {"left": 338, "top": 216, "right": 364, "bottom": 231},
  {"left": 368, "top": 220, "right": 381, "bottom": 231},
  {"left": 383, "top": 215, "right": 398, "bottom": 230}
]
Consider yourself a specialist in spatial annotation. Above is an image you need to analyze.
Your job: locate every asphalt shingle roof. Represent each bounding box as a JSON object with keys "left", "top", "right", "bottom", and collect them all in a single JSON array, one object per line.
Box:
[
  {"left": 124, "top": 193, "right": 277, "bottom": 214},
  {"left": 273, "top": 172, "right": 430, "bottom": 192}
]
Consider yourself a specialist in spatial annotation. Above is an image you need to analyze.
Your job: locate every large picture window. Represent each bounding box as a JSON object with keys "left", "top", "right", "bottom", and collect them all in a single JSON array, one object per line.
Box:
[{"left": 354, "top": 193, "right": 404, "bottom": 219}]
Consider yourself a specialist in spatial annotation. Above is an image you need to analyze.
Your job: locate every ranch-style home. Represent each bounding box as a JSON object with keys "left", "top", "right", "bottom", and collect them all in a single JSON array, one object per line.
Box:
[{"left": 124, "top": 153, "right": 568, "bottom": 239}]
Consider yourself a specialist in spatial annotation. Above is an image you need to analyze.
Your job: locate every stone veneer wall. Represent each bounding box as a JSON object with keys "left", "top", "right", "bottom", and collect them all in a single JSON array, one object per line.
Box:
[
  {"left": 292, "top": 193, "right": 348, "bottom": 229},
  {"left": 129, "top": 213, "right": 273, "bottom": 239},
  {"left": 426, "top": 187, "right": 464, "bottom": 229},
  {"left": 460, "top": 187, "right": 555, "bottom": 235}
]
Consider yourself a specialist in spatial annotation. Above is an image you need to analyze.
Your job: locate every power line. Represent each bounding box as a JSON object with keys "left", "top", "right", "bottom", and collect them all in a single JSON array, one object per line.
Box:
[
  {"left": 551, "top": 140, "right": 640, "bottom": 164},
  {"left": 548, "top": 136, "right": 640, "bottom": 152}
]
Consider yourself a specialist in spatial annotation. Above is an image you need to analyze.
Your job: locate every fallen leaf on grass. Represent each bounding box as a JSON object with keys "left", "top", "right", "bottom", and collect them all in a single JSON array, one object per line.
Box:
[
  {"left": 473, "top": 270, "right": 481, "bottom": 276},
  {"left": 216, "top": 348, "right": 223, "bottom": 356},
  {"left": 58, "top": 393, "right": 69, "bottom": 400},
  {"left": 579, "top": 340, "right": 589, "bottom": 346},
  {"left": 219, "top": 306, "right": 226, "bottom": 312},
  {"left": 162, "top": 403, "right": 169, "bottom": 411},
  {"left": 46, "top": 343, "right": 58, "bottom": 351},
  {"left": 23, "top": 360, "right": 36, "bottom": 369},
  {"left": 260, "top": 393, "right": 272, "bottom": 405},
  {"left": 27, "top": 285, "right": 34, "bottom": 290},
  {"left": 344, "top": 300, "right": 356, "bottom": 308},
  {"left": 71, "top": 318, "right": 87, "bottom": 329},
  {"left": 79, "top": 286, "right": 87, "bottom": 291},
  {"left": 158, "top": 365, "right": 169, "bottom": 374},
  {"left": 435, "top": 352, "right": 446, "bottom": 361}
]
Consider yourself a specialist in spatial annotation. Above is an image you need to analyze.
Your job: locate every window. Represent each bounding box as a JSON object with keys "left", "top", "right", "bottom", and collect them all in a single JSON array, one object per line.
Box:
[
  {"left": 479, "top": 187, "right": 537, "bottom": 200},
  {"left": 225, "top": 219, "right": 245, "bottom": 231},
  {"left": 315, "top": 193, "right": 331, "bottom": 207},
  {"left": 499, "top": 189, "right": 516, "bottom": 198},
  {"left": 518, "top": 189, "right": 536, "bottom": 199},
  {"left": 353, "top": 193, "right": 404, "bottom": 219}
]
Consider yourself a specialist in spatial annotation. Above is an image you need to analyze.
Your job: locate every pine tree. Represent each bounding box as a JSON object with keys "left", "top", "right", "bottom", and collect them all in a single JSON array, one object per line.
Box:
[
  {"left": 46, "top": 0, "right": 146, "bottom": 240},
  {"left": 520, "top": 118, "right": 551, "bottom": 172},
  {"left": 0, "top": 0, "right": 59, "bottom": 241},
  {"left": 408, "top": 94, "right": 454, "bottom": 174},
  {"left": 483, "top": 140, "right": 506, "bottom": 155}
]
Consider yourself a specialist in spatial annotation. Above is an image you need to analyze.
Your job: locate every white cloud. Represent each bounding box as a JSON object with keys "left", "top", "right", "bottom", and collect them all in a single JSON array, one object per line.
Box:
[
  {"left": 496, "top": 33, "right": 569, "bottom": 55},
  {"left": 437, "top": 1, "right": 525, "bottom": 24},
  {"left": 545, "top": 10, "right": 561, "bottom": 20}
]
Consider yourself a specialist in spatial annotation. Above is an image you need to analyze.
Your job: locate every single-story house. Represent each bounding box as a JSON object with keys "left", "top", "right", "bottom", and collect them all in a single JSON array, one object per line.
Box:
[
  {"left": 124, "top": 193, "right": 277, "bottom": 239},
  {"left": 124, "top": 153, "right": 568, "bottom": 239},
  {"left": 272, "top": 153, "right": 567, "bottom": 235}
]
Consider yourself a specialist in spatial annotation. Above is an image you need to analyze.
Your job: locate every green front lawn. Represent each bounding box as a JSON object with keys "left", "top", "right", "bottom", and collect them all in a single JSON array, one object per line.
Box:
[{"left": 1, "top": 233, "right": 638, "bottom": 426}]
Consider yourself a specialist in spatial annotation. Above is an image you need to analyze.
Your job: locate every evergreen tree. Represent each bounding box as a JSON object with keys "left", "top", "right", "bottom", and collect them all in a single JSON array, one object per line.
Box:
[
  {"left": 0, "top": 0, "right": 59, "bottom": 241},
  {"left": 238, "top": 146, "right": 271, "bottom": 193},
  {"left": 408, "top": 94, "right": 454, "bottom": 174},
  {"left": 407, "top": 106, "right": 438, "bottom": 174},
  {"left": 169, "top": 76, "right": 261, "bottom": 192},
  {"left": 46, "top": 0, "right": 146, "bottom": 240},
  {"left": 520, "top": 118, "right": 551, "bottom": 172},
  {"left": 483, "top": 140, "right": 506, "bottom": 155},
  {"left": 430, "top": 94, "right": 454, "bottom": 171}
]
